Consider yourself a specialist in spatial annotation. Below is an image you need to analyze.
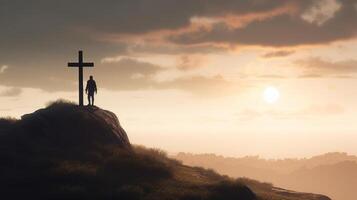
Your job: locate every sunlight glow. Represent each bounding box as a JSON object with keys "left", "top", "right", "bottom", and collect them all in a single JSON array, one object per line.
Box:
[{"left": 263, "top": 86, "right": 280, "bottom": 104}]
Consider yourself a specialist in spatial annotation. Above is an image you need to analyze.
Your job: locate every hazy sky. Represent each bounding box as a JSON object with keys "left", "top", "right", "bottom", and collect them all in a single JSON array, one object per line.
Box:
[{"left": 1, "top": 0, "right": 357, "bottom": 158}]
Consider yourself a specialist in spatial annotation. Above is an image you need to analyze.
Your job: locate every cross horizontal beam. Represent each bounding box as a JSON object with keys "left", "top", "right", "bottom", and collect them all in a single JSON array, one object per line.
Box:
[{"left": 68, "top": 62, "right": 94, "bottom": 67}]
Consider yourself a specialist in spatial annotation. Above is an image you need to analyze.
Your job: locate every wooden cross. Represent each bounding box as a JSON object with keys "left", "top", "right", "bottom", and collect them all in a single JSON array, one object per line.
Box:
[{"left": 68, "top": 50, "right": 94, "bottom": 106}]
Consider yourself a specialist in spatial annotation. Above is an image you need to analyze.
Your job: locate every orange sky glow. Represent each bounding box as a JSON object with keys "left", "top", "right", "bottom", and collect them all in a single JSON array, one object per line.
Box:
[{"left": 1, "top": 0, "right": 357, "bottom": 158}]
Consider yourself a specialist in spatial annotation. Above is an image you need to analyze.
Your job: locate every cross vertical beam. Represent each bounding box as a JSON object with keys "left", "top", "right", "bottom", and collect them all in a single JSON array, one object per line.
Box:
[
  {"left": 68, "top": 50, "right": 94, "bottom": 106},
  {"left": 78, "top": 51, "right": 84, "bottom": 106}
]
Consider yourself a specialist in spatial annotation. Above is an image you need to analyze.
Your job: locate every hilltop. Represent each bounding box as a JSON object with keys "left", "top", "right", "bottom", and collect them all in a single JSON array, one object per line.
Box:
[{"left": 0, "top": 101, "right": 330, "bottom": 200}]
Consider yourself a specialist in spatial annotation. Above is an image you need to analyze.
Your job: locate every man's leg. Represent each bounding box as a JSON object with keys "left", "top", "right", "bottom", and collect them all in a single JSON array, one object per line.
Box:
[
  {"left": 92, "top": 95, "right": 95, "bottom": 106},
  {"left": 87, "top": 95, "right": 91, "bottom": 106}
]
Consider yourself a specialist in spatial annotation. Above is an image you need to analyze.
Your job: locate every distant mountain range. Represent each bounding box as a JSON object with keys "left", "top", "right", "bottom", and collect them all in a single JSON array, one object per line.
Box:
[{"left": 174, "top": 152, "right": 357, "bottom": 200}]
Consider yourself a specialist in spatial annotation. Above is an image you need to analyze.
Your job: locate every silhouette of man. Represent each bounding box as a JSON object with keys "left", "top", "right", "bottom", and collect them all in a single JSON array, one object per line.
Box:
[{"left": 85, "top": 75, "right": 97, "bottom": 106}]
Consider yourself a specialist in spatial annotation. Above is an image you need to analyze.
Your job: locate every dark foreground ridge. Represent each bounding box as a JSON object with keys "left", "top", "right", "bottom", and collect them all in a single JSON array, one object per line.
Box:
[{"left": 0, "top": 101, "right": 330, "bottom": 200}]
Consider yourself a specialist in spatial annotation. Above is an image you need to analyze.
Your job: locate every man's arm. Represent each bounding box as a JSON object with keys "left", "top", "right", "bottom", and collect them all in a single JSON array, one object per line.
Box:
[
  {"left": 94, "top": 81, "right": 97, "bottom": 93},
  {"left": 85, "top": 81, "right": 89, "bottom": 94}
]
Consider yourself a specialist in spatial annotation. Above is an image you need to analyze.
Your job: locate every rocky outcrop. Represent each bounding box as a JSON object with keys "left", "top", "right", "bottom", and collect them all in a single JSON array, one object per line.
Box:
[{"left": 10, "top": 101, "right": 131, "bottom": 150}]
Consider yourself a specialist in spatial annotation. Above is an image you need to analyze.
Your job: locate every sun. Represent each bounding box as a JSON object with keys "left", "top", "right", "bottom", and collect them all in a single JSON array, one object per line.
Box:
[{"left": 263, "top": 86, "right": 280, "bottom": 104}]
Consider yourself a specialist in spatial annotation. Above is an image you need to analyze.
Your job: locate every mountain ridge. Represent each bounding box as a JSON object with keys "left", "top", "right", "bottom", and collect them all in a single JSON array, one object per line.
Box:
[{"left": 174, "top": 152, "right": 357, "bottom": 200}]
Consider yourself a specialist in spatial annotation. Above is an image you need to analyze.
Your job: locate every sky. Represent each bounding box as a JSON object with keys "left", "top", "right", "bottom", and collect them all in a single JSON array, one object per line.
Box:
[{"left": 1, "top": 0, "right": 357, "bottom": 158}]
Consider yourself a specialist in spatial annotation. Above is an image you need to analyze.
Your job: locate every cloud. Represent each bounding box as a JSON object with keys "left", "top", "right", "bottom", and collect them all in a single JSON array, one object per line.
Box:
[
  {"left": 0, "top": 56, "right": 164, "bottom": 92},
  {"left": 257, "top": 75, "right": 287, "bottom": 79},
  {"left": 1, "top": 0, "right": 356, "bottom": 93},
  {"left": 237, "top": 104, "right": 345, "bottom": 120},
  {"left": 303, "top": 104, "right": 345, "bottom": 115},
  {"left": 155, "top": 75, "right": 237, "bottom": 96},
  {"left": 95, "top": 58, "right": 238, "bottom": 96},
  {"left": 168, "top": 0, "right": 357, "bottom": 46},
  {"left": 126, "top": 43, "right": 226, "bottom": 55},
  {"left": 295, "top": 57, "right": 357, "bottom": 76},
  {"left": 0, "top": 0, "right": 291, "bottom": 46},
  {"left": 297, "top": 74, "right": 324, "bottom": 79},
  {"left": 97, "top": 58, "right": 239, "bottom": 96},
  {"left": 301, "top": 0, "right": 342, "bottom": 26},
  {"left": 0, "top": 61, "right": 79, "bottom": 92},
  {"left": 3, "top": 0, "right": 353, "bottom": 60},
  {"left": 0, "top": 87, "right": 22, "bottom": 97},
  {"left": 176, "top": 55, "right": 205, "bottom": 71},
  {"left": 0, "top": 53, "right": 239, "bottom": 96},
  {"left": 0, "top": 65, "right": 8, "bottom": 73},
  {"left": 92, "top": 57, "right": 165, "bottom": 91},
  {"left": 262, "top": 50, "right": 295, "bottom": 58}
]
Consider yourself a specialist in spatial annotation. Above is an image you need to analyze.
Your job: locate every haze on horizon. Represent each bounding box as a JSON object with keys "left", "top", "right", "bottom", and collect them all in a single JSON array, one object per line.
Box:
[{"left": 1, "top": 0, "right": 357, "bottom": 159}]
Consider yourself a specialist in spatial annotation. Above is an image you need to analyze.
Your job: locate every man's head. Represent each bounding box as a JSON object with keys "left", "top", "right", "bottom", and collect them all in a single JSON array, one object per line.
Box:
[{"left": 90, "top": 75, "right": 93, "bottom": 80}]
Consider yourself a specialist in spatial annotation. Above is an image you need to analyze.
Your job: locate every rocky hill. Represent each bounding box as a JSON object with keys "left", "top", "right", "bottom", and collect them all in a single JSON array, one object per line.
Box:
[{"left": 0, "top": 101, "right": 331, "bottom": 200}]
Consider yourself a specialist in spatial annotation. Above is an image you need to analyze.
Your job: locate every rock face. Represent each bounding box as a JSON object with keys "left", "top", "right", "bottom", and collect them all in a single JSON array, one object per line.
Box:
[{"left": 15, "top": 102, "right": 131, "bottom": 150}]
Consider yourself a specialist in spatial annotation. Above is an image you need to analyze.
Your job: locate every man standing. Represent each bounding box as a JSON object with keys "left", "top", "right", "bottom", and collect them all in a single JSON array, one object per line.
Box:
[{"left": 85, "top": 75, "right": 97, "bottom": 106}]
